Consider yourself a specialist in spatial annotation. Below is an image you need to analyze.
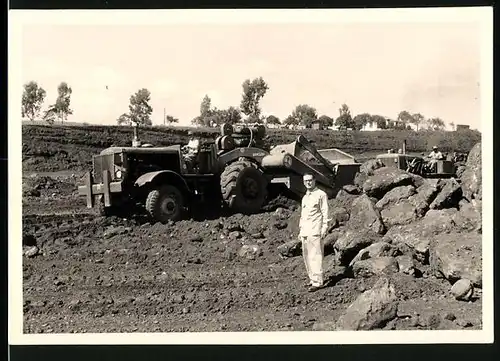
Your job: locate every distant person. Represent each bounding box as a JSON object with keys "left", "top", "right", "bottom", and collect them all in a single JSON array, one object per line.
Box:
[
  {"left": 428, "top": 146, "right": 444, "bottom": 160},
  {"left": 427, "top": 146, "right": 444, "bottom": 172},
  {"left": 186, "top": 131, "right": 200, "bottom": 153},
  {"left": 183, "top": 131, "right": 201, "bottom": 171},
  {"left": 298, "top": 173, "right": 329, "bottom": 292}
]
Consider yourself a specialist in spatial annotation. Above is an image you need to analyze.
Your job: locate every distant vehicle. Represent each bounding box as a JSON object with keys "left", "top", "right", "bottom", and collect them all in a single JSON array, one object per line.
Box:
[{"left": 375, "top": 141, "right": 456, "bottom": 178}]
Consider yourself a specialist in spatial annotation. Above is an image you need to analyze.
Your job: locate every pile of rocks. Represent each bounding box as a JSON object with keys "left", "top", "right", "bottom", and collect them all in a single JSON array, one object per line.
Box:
[{"left": 279, "top": 142, "right": 482, "bottom": 330}]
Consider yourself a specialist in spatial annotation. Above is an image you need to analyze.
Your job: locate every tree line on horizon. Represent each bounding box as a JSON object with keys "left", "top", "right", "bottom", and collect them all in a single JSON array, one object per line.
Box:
[
  {"left": 21, "top": 81, "right": 73, "bottom": 124},
  {"left": 21, "top": 77, "right": 453, "bottom": 132}
]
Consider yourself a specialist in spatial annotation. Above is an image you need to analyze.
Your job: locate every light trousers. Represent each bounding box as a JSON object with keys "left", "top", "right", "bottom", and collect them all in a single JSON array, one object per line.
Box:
[{"left": 300, "top": 235, "right": 324, "bottom": 287}]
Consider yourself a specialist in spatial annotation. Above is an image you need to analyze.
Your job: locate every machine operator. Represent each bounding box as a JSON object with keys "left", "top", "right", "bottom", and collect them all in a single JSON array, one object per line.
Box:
[{"left": 426, "top": 145, "right": 444, "bottom": 172}]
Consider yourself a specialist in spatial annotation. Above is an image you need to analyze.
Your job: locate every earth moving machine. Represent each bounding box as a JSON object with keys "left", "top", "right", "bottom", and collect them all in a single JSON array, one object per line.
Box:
[
  {"left": 78, "top": 122, "right": 361, "bottom": 223},
  {"left": 375, "top": 141, "right": 456, "bottom": 178},
  {"left": 263, "top": 138, "right": 361, "bottom": 198}
]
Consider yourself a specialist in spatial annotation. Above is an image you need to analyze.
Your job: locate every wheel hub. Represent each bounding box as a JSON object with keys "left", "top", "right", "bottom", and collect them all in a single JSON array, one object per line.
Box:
[
  {"left": 160, "top": 196, "right": 177, "bottom": 215},
  {"left": 242, "top": 178, "right": 259, "bottom": 199}
]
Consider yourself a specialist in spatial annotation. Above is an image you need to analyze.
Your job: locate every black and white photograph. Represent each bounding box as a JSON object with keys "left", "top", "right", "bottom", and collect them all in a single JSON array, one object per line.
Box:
[{"left": 8, "top": 7, "right": 493, "bottom": 345}]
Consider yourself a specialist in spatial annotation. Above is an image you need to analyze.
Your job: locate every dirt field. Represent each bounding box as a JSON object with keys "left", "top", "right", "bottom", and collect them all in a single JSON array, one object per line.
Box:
[{"left": 21, "top": 125, "right": 483, "bottom": 333}]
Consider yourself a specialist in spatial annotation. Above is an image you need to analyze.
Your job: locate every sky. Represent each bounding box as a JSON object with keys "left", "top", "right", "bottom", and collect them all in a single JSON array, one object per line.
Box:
[{"left": 20, "top": 16, "right": 484, "bottom": 130}]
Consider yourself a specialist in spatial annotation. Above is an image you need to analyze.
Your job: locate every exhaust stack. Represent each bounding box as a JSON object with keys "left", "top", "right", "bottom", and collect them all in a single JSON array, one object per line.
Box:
[{"left": 132, "top": 122, "right": 142, "bottom": 147}]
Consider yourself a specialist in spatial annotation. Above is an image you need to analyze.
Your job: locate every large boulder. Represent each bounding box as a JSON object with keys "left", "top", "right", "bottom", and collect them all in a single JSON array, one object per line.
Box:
[
  {"left": 353, "top": 159, "right": 385, "bottom": 188},
  {"left": 460, "top": 142, "right": 482, "bottom": 201},
  {"left": 354, "top": 172, "right": 369, "bottom": 189},
  {"left": 351, "top": 257, "right": 399, "bottom": 278},
  {"left": 453, "top": 200, "right": 482, "bottom": 233},
  {"left": 376, "top": 185, "right": 416, "bottom": 209},
  {"left": 360, "top": 159, "right": 386, "bottom": 175},
  {"left": 362, "top": 167, "right": 415, "bottom": 199},
  {"left": 238, "top": 244, "right": 263, "bottom": 260},
  {"left": 349, "top": 241, "right": 400, "bottom": 266},
  {"left": 382, "top": 209, "right": 457, "bottom": 263},
  {"left": 323, "top": 254, "right": 348, "bottom": 280},
  {"left": 456, "top": 165, "right": 467, "bottom": 178},
  {"left": 347, "top": 194, "right": 386, "bottom": 235},
  {"left": 323, "top": 229, "right": 344, "bottom": 251},
  {"left": 396, "top": 255, "right": 417, "bottom": 276},
  {"left": 450, "top": 278, "right": 474, "bottom": 301},
  {"left": 379, "top": 181, "right": 444, "bottom": 228},
  {"left": 408, "top": 180, "right": 442, "bottom": 216},
  {"left": 451, "top": 279, "right": 474, "bottom": 301},
  {"left": 277, "top": 240, "right": 302, "bottom": 258},
  {"left": 429, "top": 178, "right": 462, "bottom": 210},
  {"left": 381, "top": 200, "right": 419, "bottom": 228},
  {"left": 330, "top": 189, "right": 359, "bottom": 214},
  {"left": 429, "top": 232, "right": 482, "bottom": 287},
  {"left": 471, "top": 199, "right": 482, "bottom": 218},
  {"left": 342, "top": 184, "right": 361, "bottom": 195},
  {"left": 334, "top": 230, "right": 382, "bottom": 266},
  {"left": 335, "top": 277, "right": 399, "bottom": 330},
  {"left": 408, "top": 173, "right": 426, "bottom": 188},
  {"left": 329, "top": 207, "right": 350, "bottom": 228}
]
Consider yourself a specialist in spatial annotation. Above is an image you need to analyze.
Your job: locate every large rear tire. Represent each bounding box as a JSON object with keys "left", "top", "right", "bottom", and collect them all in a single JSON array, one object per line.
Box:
[
  {"left": 220, "top": 160, "right": 267, "bottom": 214},
  {"left": 145, "top": 185, "right": 185, "bottom": 223}
]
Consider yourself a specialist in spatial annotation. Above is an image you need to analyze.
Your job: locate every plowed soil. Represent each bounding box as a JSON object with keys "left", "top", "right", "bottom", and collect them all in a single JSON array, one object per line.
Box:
[{"left": 21, "top": 125, "right": 482, "bottom": 333}]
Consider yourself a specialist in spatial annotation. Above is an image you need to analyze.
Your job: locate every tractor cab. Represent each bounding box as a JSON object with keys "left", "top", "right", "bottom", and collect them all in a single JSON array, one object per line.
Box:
[
  {"left": 183, "top": 122, "right": 268, "bottom": 175},
  {"left": 375, "top": 142, "right": 456, "bottom": 178},
  {"left": 188, "top": 142, "right": 218, "bottom": 174}
]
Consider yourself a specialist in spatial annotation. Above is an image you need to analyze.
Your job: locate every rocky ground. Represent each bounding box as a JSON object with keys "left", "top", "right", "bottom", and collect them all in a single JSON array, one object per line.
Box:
[{"left": 21, "top": 137, "right": 483, "bottom": 333}]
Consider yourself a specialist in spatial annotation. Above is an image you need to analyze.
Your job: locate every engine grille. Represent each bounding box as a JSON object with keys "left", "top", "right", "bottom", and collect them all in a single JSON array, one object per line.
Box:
[{"left": 93, "top": 154, "right": 114, "bottom": 183}]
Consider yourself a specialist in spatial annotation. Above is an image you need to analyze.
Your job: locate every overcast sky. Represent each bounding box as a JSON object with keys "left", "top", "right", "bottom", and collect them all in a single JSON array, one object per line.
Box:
[{"left": 20, "top": 18, "right": 483, "bottom": 129}]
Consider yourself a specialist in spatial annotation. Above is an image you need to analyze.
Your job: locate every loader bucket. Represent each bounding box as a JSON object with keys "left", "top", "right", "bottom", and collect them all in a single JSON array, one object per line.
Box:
[
  {"left": 261, "top": 136, "right": 361, "bottom": 198},
  {"left": 265, "top": 138, "right": 336, "bottom": 178},
  {"left": 317, "top": 148, "right": 358, "bottom": 164},
  {"left": 317, "top": 148, "right": 361, "bottom": 189}
]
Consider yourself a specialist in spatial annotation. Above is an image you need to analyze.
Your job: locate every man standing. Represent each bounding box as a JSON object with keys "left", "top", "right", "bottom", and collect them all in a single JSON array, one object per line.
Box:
[{"left": 299, "top": 173, "right": 329, "bottom": 292}]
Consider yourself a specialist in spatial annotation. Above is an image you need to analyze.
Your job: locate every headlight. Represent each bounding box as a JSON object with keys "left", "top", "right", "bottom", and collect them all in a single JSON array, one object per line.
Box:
[{"left": 115, "top": 169, "right": 122, "bottom": 179}]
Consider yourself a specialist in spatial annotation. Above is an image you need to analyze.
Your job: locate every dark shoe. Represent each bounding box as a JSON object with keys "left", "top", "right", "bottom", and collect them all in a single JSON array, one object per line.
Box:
[{"left": 307, "top": 284, "right": 325, "bottom": 292}]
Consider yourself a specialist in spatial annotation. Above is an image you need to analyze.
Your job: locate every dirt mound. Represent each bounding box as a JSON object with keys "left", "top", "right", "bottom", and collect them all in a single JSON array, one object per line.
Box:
[{"left": 23, "top": 175, "right": 77, "bottom": 197}]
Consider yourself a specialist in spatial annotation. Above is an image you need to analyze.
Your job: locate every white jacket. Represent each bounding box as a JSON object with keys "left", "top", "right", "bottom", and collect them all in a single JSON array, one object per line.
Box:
[
  {"left": 187, "top": 139, "right": 200, "bottom": 153},
  {"left": 428, "top": 151, "right": 443, "bottom": 160},
  {"left": 299, "top": 187, "right": 329, "bottom": 237}
]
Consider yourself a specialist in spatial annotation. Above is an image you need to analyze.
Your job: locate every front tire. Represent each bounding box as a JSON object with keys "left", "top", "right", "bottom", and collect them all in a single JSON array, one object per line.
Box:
[
  {"left": 220, "top": 160, "right": 267, "bottom": 214},
  {"left": 145, "top": 185, "right": 185, "bottom": 223}
]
